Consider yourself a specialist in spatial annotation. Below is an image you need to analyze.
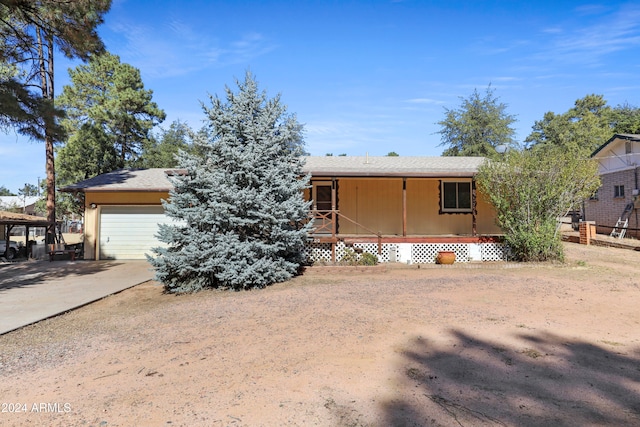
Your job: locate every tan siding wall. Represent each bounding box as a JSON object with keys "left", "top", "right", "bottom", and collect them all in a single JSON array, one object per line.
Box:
[
  {"left": 404, "top": 179, "right": 500, "bottom": 235},
  {"left": 83, "top": 191, "right": 167, "bottom": 260},
  {"left": 337, "top": 178, "right": 403, "bottom": 235},
  {"left": 406, "top": 179, "right": 472, "bottom": 234},
  {"left": 476, "top": 189, "right": 501, "bottom": 235}
]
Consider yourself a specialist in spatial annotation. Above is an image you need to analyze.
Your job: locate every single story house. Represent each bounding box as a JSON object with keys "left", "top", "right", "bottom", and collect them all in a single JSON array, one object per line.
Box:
[
  {"left": 584, "top": 134, "right": 640, "bottom": 238},
  {"left": 0, "top": 196, "right": 41, "bottom": 215},
  {"left": 63, "top": 156, "right": 505, "bottom": 263}
]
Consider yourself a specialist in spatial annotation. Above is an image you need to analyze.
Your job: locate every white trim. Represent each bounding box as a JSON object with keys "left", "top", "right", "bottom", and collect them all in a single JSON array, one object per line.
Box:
[
  {"left": 97, "top": 205, "right": 171, "bottom": 260},
  {"left": 311, "top": 181, "right": 332, "bottom": 210}
]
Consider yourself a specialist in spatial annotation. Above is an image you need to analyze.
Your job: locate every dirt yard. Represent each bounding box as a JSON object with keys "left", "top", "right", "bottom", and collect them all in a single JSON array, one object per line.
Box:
[{"left": 1, "top": 242, "right": 639, "bottom": 426}]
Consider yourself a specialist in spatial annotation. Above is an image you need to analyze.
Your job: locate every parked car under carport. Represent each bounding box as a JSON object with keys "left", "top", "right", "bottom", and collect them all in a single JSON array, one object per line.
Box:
[
  {"left": 0, "top": 240, "right": 19, "bottom": 260},
  {"left": 1, "top": 210, "right": 51, "bottom": 260}
]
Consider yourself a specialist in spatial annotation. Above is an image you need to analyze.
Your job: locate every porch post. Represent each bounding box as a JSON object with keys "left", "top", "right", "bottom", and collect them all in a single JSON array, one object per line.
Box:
[
  {"left": 402, "top": 178, "right": 407, "bottom": 237},
  {"left": 25, "top": 225, "right": 30, "bottom": 258},
  {"left": 331, "top": 177, "right": 337, "bottom": 262},
  {"left": 331, "top": 178, "right": 336, "bottom": 211},
  {"left": 331, "top": 242, "right": 336, "bottom": 263},
  {"left": 472, "top": 179, "right": 477, "bottom": 236},
  {"left": 3, "top": 225, "right": 9, "bottom": 259}
]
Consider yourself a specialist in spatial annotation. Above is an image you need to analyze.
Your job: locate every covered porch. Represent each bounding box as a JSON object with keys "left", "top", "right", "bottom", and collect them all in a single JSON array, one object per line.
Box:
[
  {"left": 305, "top": 174, "right": 504, "bottom": 264},
  {"left": 307, "top": 209, "right": 506, "bottom": 264}
]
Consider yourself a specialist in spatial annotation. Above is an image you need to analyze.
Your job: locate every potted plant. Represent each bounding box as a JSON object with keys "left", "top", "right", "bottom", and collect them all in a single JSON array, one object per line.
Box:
[{"left": 436, "top": 251, "right": 456, "bottom": 264}]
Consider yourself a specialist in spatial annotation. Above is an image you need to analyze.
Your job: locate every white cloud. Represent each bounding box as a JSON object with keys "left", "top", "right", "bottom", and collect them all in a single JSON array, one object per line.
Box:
[
  {"left": 472, "top": 37, "right": 532, "bottom": 56},
  {"left": 105, "top": 19, "right": 276, "bottom": 79},
  {"left": 404, "top": 98, "right": 445, "bottom": 105},
  {"left": 542, "top": 27, "right": 563, "bottom": 35},
  {"left": 491, "top": 76, "right": 521, "bottom": 82},
  {"left": 574, "top": 4, "right": 611, "bottom": 16},
  {"left": 471, "top": 4, "right": 640, "bottom": 71},
  {"left": 540, "top": 4, "right": 640, "bottom": 65},
  {"left": 304, "top": 117, "right": 394, "bottom": 155}
]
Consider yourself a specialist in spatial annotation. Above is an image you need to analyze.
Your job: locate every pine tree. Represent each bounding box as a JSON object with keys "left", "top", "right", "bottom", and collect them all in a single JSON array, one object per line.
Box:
[
  {"left": 148, "top": 72, "right": 311, "bottom": 292},
  {"left": 437, "top": 85, "right": 516, "bottom": 158},
  {"left": 1, "top": 0, "right": 111, "bottom": 243},
  {"left": 57, "top": 52, "right": 166, "bottom": 176},
  {"left": 138, "top": 120, "right": 194, "bottom": 168}
]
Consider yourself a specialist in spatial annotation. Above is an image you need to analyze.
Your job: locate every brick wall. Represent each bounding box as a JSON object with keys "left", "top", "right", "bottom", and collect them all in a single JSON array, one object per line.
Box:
[{"left": 584, "top": 168, "right": 639, "bottom": 237}]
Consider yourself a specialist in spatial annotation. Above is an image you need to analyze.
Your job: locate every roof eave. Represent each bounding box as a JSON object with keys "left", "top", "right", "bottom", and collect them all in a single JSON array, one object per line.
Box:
[
  {"left": 592, "top": 134, "right": 640, "bottom": 157},
  {"left": 305, "top": 171, "right": 477, "bottom": 178},
  {"left": 61, "top": 187, "right": 173, "bottom": 193}
]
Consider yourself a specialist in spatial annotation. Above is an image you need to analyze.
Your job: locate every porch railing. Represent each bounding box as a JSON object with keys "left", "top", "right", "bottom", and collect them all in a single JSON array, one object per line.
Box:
[{"left": 309, "top": 209, "right": 382, "bottom": 256}]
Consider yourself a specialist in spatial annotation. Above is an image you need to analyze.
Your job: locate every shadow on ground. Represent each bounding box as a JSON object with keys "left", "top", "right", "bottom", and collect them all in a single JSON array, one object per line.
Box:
[
  {"left": 382, "top": 330, "right": 640, "bottom": 426},
  {"left": 0, "top": 261, "right": 123, "bottom": 292}
]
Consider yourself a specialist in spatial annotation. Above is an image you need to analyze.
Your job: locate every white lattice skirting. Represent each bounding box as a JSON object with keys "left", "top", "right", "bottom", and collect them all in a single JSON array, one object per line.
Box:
[{"left": 304, "top": 241, "right": 506, "bottom": 263}]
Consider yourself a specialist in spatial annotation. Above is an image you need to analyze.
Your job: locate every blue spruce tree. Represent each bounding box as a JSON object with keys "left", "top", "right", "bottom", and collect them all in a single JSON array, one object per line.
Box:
[{"left": 148, "top": 72, "right": 312, "bottom": 292}]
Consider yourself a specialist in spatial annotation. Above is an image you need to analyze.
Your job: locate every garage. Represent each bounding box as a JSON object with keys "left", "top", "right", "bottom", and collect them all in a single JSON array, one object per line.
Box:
[{"left": 98, "top": 205, "right": 173, "bottom": 260}]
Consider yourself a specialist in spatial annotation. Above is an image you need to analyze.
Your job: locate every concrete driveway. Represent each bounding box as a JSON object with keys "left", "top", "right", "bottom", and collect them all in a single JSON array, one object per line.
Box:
[{"left": 0, "top": 260, "right": 154, "bottom": 335}]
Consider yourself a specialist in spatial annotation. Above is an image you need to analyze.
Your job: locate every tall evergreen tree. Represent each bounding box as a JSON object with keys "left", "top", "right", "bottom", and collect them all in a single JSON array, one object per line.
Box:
[
  {"left": 0, "top": 185, "right": 15, "bottom": 196},
  {"left": 0, "top": 63, "right": 43, "bottom": 132},
  {"left": 18, "top": 182, "right": 38, "bottom": 196},
  {"left": 437, "top": 86, "right": 517, "bottom": 157},
  {"left": 148, "top": 72, "right": 311, "bottom": 292},
  {"left": 610, "top": 102, "right": 640, "bottom": 135},
  {"left": 138, "top": 120, "right": 194, "bottom": 168},
  {"left": 57, "top": 52, "right": 166, "bottom": 175},
  {"left": 56, "top": 122, "right": 118, "bottom": 182},
  {"left": 525, "top": 94, "right": 612, "bottom": 157},
  {"left": 0, "top": 0, "right": 110, "bottom": 241}
]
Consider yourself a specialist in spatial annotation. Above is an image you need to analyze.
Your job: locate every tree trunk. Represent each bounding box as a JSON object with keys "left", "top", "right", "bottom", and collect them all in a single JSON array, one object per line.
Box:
[{"left": 37, "top": 27, "right": 56, "bottom": 243}]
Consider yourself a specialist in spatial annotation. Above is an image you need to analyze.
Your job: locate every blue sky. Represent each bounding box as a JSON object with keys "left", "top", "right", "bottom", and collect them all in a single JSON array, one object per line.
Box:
[{"left": 2, "top": 0, "right": 640, "bottom": 193}]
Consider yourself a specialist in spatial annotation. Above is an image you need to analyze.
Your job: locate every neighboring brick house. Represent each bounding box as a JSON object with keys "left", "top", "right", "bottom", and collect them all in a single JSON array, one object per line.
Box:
[{"left": 584, "top": 134, "right": 640, "bottom": 237}]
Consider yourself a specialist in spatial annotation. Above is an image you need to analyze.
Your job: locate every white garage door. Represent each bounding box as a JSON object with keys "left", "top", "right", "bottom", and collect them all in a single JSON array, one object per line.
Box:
[{"left": 99, "top": 205, "right": 173, "bottom": 260}]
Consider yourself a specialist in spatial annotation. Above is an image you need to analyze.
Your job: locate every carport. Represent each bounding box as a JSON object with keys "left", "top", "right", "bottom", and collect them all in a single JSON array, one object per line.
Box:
[{"left": 0, "top": 210, "right": 50, "bottom": 259}]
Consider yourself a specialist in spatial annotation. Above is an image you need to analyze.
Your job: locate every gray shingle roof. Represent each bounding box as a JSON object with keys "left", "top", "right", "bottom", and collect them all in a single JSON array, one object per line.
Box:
[
  {"left": 63, "top": 157, "right": 486, "bottom": 192},
  {"left": 61, "top": 169, "right": 181, "bottom": 192},
  {"left": 301, "top": 156, "right": 485, "bottom": 177},
  {"left": 0, "top": 210, "right": 49, "bottom": 226}
]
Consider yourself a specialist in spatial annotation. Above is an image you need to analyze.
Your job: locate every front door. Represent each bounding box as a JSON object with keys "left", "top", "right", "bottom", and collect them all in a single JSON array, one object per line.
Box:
[{"left": 312, "top": 182, "right": 336, "bottom": 234}]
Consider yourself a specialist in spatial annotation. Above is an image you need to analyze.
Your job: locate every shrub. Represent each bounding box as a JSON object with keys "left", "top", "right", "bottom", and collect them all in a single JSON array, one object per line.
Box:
[
  {"left": 476, "top": 147, "right": 600, "bottom": 262},
  {"left": 340, "top": 248, "right": 377, "bottom": 266},
  {"left": 359, "top": 252, "right": 378, "bottom": 265}
]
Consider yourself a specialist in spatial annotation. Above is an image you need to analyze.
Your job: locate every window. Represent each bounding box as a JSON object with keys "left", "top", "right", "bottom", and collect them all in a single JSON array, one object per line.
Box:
[
  {"left": 589, "top": 188, "right": 599, "bottom": 201},
  {"left": 614, "top": 185, "right": 625, "bottom": 198},
  {"left": 441, "top": 181, "right": 472, "bottom": 212}
]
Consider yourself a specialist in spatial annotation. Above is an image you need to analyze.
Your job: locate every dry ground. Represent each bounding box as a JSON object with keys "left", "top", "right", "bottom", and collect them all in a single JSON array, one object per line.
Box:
[{"left": 1, "top": 242, "right": 639, "bottom": 427}]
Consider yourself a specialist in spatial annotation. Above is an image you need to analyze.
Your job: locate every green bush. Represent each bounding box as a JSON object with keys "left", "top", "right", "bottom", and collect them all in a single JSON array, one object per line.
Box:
[
  {"left": 341, "top": 248, "right": 377, "bottom": 266},
  {"left": 341, "top": 248, "right": 359, "bottom": 265},
  {"left": 359, "top": 252, "right": 378, "bottom": 265},
  {"left": 476, "top": 147, "right": 600, "bottom": 262}
]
